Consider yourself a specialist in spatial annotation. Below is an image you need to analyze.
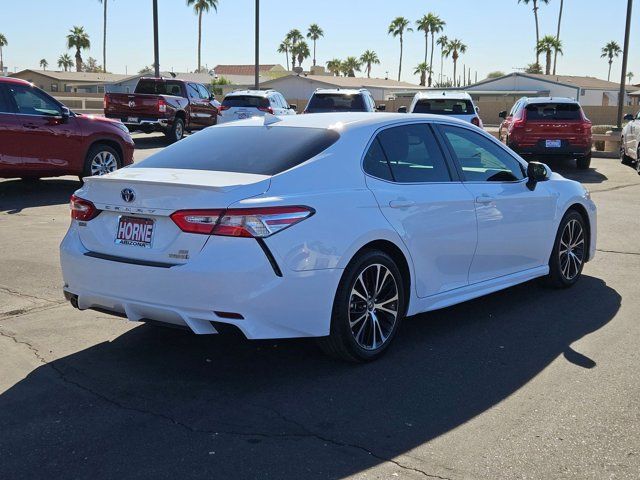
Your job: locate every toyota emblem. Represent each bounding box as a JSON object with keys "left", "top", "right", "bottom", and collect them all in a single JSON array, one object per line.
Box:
[
  {"left": 128, "top": 100, "right": 135, "bottom": 108},
  {"left": 121, "top": 188, "right": 135, "bottom": 203}
]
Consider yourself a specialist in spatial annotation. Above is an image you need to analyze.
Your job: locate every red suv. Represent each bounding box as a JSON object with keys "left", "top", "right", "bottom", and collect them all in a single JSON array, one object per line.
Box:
[
  {"left": 499, "top": 97, "right": 592, "bottom": 169},
  {"left": 0, "top": 77, "right": 134, "bottom": 181}
]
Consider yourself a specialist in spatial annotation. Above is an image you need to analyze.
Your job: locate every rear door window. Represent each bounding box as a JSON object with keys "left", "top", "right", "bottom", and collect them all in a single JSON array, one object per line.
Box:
[
  {"left": 135, "top": 80, "right": 184, "bottom": 96},
  {"left": 133, "top": 126, "right": 340, "bottom": 176},
  {"left": 525, "top": 103, "right": 582, "bottom": 120},
  {"left": 307, "top": 93, "right": 366, "bottom": 113},
  {"left": 413, "top": 98, "right": 474, "bottom": 115},
  {"left": 222, "top": 95, "right": 269, "bottom": 109}
]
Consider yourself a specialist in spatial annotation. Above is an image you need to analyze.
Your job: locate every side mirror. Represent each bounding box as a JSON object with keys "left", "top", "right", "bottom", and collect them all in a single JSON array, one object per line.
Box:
[
  {"left": 60, "top": 106, "right": 71, "bottom": 123},
  {"left": 624, "top": 113, "right": 635, "bottom": 121},
  {"left": 376, "top": 104, "right": 386, "bottom": 112},
  {"left": 397, "top": 106, "right": 407, "bottom": 113},
  {"left": 526, "top": 161, "right": 550, "bottom": 191},
  {"left": 289, "top": 104, "right": 297, "bottom": 111},
  {"left": 498, "top": 110, "right": 507, "bottom": 119}
]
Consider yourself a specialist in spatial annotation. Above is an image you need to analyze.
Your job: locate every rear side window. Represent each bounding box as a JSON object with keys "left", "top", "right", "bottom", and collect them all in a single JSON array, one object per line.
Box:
[
  {"left": 307, "top": 93, "right": 366, "bottom": 113},
  {"left": 133, "top": 126, "right": 340, "bottom": 176},
  {"left": 135, "top": 80, "right": 184, "bottom": 96},
  {"left": 525, "top": 103, "right": 582, "bottom": 120},
  {"left": 413, "top": 98, "right": 474, "bottom": 115},
  {"left": 365, "top": 124, "right": 451, "bottom": 183},
  {"left": 222, "top": 95, "right": 269, "bottom": 108},
  {"left": 0, "top": 87, "right": 13, "bottom": 113}
]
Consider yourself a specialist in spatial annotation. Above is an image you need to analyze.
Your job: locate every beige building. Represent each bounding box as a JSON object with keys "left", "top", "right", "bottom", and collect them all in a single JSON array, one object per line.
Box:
[{"left": 9, "top": 69, "right": 129, "bottom": 93}]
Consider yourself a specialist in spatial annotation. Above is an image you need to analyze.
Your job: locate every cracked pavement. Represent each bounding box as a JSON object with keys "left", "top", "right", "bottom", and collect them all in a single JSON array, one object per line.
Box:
[{"left": 1, "top": 141, "right": 639, "bottom": 479}]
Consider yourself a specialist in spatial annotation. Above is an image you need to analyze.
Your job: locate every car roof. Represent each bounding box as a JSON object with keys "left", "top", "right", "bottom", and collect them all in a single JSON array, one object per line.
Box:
[
  {"left": 313, "top": 88, "right": 367, "bottom": 95},
  {"left": 522, "top": 96, "right": 580, "bottom": 105},
  {"left": 216, "top": 112, "right": 474, "bottom": 132},
  {"left": 225, "top": 89, "right": 275, "bottom": 97},
  {"left": 414, "top": 90, "right": 472, "bottom": 100},
  {"left": 0, "top": 77, "right": 32, "bottom": 86}
]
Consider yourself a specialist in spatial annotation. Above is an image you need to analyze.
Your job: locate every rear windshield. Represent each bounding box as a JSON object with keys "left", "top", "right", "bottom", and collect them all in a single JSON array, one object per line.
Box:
[
  {"left": 135, "top": 80, "right": 184, "bottom": 96},
  {"left": 306, "top": 93, "right": 366, "bottom": 113},
  {"left": 525, "top": 103, "right": 582, "bottom": 120},
  {"left": 413, "top": 99, "right": 474, "bottom": 115},
  {"left": 133, "top": 126, "right": 340, "bottom": 176},
  {"left": 222, "top": 95, "right": 269, "bottom": 108}
]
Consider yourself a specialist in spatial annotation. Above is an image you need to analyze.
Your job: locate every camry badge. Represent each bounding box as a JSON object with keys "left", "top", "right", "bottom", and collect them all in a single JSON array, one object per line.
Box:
[{"left": 121, "top": 188, "right": 135, "bottom": 203}]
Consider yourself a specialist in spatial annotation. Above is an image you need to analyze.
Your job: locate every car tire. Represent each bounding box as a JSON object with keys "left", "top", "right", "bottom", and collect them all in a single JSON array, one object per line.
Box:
[
  {"left": 317, "top": 250, "right": 406, "bottom": 362},
  {"left": 81, "top": 144, "right": 121, "bottom": 180},
  {"left": 576, "top": 154, "right": 591, "bottom": 170},
  {"left": 165, "top": 118, "right": 184, "bottom": 143},
  {"left": 544, "top": 210, "right": 587, "bottom": 289}
]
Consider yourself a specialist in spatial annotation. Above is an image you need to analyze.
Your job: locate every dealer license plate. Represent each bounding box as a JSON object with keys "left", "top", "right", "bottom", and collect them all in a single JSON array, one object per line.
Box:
[
  {"left": 545, "top": 139, "right": 562, "bottom": 148},
  {"left": 127, "top": 116, "right": 139, "bottom": 123},
  {"left": 115, "top": 216, "right": 154, "bottom": 248}
]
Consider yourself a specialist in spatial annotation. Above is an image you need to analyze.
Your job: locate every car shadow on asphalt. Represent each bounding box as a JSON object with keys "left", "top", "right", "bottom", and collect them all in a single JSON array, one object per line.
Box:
[
  {"left": 133, "top": 134, "right": 181, "bottom": 150},
  {"left": 546, "top": 158, "right": 608, "bottom": 184},
  {"left": 0, "top": 275, "right": 620, "bottom": 479},
  {"left": 0, "top": 179, "right": 79, "bottom": 214}
]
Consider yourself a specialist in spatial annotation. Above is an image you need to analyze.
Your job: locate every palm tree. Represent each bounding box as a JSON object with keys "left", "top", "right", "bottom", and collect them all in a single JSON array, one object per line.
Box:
[
  {"left": 57, "top": 54, "right": 74, "bottom": 72},
  {"left": 326, "top": 58, "right": 342, "bottom": 76},
  {"left": 428, "top": 16, "right": 445, "bottom": 87},
  {"left": 536, "top": 35, "right": 562, "bottom": 75},
  {"left": 286, "top": 29, "right": 304, "bottom": 69},
  {"left": 98, "top": 0, "right": 108, "bottom": 72},
  {"left": 39, "top": 58, "right": 48, "bottom": 70},
  {"left": 277, "top": 39, "right": 292, "bottom": 71},
  {"left": 601, "top": 41, "right": 622, "bottom": 81},
  {"left": 436, "top": 35, "right": 448, "bottom": 84},
  {"left": 518, "top": 0, "right": 550, "bottom": 65},
  {"left": 414, "top": 62, "right": 432, "bottom": 83},
  {"left": 627, "top": 72, "right": 635, "bottom": 84},
  {"left": 415, "top": 15, "right": 433, "bottom": 86},
  {"left": 388, "top": 17, "right": 412, "bottom": 81},
  {"left": 0, "top": 33, "right": 8, "bottom": 73},
  {"left": 444, "top": 39, "right": 467, "bottom": 87},
  {"left": 187, "top": 0, "right": 218, "bottom": 73},
  {"left": 360, "top": 50, "right": 380, "bottom": 78},
  {"left": 306, "top": 24, "right": 324, "bottom": 67},
  {"left": 553, "top": 0, "right": 564, "bottom": 75},
  {"left": 292, "top": 41, "right": 310, "bottom": 70},
  {"left": 67, "top": 26, "right": 91, "bottom": 72},
  {"left": 341, "top": 56, "right": 361, "bottom": 77}
]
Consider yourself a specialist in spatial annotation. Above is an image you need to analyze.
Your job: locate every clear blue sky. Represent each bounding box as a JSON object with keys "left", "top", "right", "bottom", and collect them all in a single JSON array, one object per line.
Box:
[{"left": 1, "top": 0, "right": 638, "bottom": 83}]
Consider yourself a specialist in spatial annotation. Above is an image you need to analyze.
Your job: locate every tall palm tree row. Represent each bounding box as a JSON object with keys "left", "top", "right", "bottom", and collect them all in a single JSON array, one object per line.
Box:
[
  {"left": 415, "top": 13, "right": 445, "bottom": 86},
  {"left": 67, "top": 26, "right": 91, "bottom": 72},
  {"left": 57, "top": 54, "right": 74, "bottom": 72},
  {"left": 306, "top": 24, "right": 324, "bottom": 67},
  {"left": 39, "top": 58, "right": 48, "bottom": 70},
  {"left": 0, "top": 33, "right": 7, "bottom": 73},
  {"left": 98, "top": 0, "right": 108, "bottom": 72},
  {"left": 360, "top": 50, "right": 380, "bottom": 78},
  {"left": 601, "top": 41, "right": 622, "bottom": 82},
  {"left": 518, "top": 0, "right": 550, "bottom": 66},
  {"left": 186, "top": 0, "right": 218, "bottom": 73},
  {"left": 443, "top": 38, "right": 467, "bottom": 87},
  {"left": 285, "top": 29, "right": 303, "bottom": 69},
  {"left": 536, "top": 35, "right": 562, "bottom": 75},
  {"left": 388, "top": 17, "right": 412, "bottom": 82},
  {"left": 553, "top": 0, "right": 564, "bottom": 75}
]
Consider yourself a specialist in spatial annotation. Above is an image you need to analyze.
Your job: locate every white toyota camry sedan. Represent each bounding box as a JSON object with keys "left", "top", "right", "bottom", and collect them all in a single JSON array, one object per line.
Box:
[{"left": 60, "top": 113, "right": 597, "bottom": 361}]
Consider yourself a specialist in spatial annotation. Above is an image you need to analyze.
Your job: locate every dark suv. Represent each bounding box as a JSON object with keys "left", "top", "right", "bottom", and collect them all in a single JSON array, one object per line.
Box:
[{"left": 499, "top": 97, "right": 592, "bottom": 169}]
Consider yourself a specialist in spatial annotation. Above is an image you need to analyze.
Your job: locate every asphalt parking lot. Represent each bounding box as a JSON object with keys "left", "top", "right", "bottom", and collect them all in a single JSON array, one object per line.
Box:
[{"left": 1, "top": 135, "right": 639, "bottom": 480}]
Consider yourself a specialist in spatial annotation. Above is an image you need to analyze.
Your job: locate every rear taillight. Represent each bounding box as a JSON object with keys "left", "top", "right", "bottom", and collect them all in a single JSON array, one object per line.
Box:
[
  {"left": 171, "top": 206, "right": 314, "bottom": 237},
  {"left": 258, "top": 106, "right": 274, "bottom": 115},
  {"left": 70, "top": 195, "right": 99, "bottom": 221},
  {"left": 170, "top": 209, "right": 223, "bottom": 234},
  {"left": 103, "top": 95, "right": 109, "bottom": 110},
  {"left": 158, "top": 98, "right": 167, "bottom": 113},
  {"left": 471, "top": 117, "right": 480, "bottom": 127}
]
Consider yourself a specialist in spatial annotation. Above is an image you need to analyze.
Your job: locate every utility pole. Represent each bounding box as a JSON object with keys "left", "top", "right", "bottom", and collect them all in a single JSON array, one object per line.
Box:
[
  {"left": 254, "top": 0, "right": 260, "bottom": 90},
  {"left": 616, "top": 0, "right": 633, "bottom": 129},
  {"left": 152, "top": 0, "right": 160, "bottom": 77}
]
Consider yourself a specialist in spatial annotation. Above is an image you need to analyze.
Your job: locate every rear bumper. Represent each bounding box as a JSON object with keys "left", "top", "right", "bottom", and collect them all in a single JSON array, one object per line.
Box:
[
  {"left": 60, "top": 226, "right": 341, "bottom": 339},
  {"left": 106, "top": 114, "right": 170, "bottom": 132},
  {"left": 510, "top": 141, "right": 591, "bottom": 159}
]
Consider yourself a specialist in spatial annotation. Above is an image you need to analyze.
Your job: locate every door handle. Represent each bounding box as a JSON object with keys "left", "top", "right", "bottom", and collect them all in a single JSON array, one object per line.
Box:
[
  {"left": 475, "top": 194, "right": 495, "bottom": 204},
  {"left": 23, "top": 123, "right": 38, "bottom": 129},
  {"left": 389, "top": 200, "right": 416, "bottom": 209}
]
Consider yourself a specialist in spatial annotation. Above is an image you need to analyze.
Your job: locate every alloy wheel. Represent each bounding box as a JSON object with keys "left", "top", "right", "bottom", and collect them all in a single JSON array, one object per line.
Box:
[
  {"left": 90, "top": 151, "right": 118, "bottom": 176},
  {"left": 559, "top": 219, "right": 585, "bottom": 281},
  {"left": 348, "top": 264, "right": 399, "bottom": 350},
  {"left": 175, "top": 122, "right": 184, "bottom": 140}
]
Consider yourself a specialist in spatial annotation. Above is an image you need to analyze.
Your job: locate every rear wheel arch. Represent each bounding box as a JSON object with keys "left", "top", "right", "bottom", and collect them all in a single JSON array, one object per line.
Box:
[{"left": 85, "top": 139, "right": 123, "bottom": 167}]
